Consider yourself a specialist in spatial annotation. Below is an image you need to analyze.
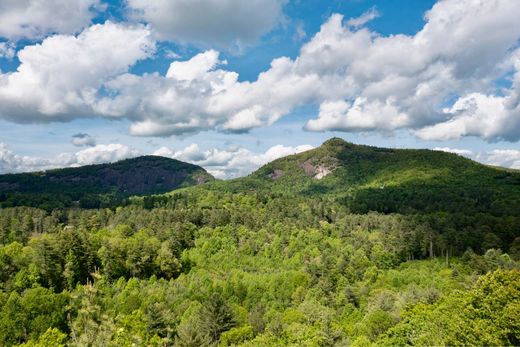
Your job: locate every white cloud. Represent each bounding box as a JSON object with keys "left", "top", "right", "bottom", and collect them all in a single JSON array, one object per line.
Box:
[
  {"left": 71, "top": 133, "right": 96, "bottom": 147},
  {"left": 302, "top": 0, "right": 520, "bottom": 139},
  {"left": 434, "top": 147, "right": 520, "bottom": 170},
  {"left": 0, "top": 143, "right": 49, "bottom": 173},
  {"left": 477, "top": 149, "right": 520, "bottom": 170},
  {"left": 474, "top": 149, "right": 520, "bottom": 170},
  {"left": 0, "top": 142, "right": 139, "bottom": 174},
  {"left": 0, "top": 0, "right": 103, "bottom": 40},
  {"left": 112, "top": 52, "right": 320, "bottom": 136},
  {"left": 416, "top": 50, "right": 520, "bottom": 141},
  {"left": 0, "top": 42, "right": 15, "bottom": 59},
  {"left": 166, "top": 50, "right": 222, "bottom": 81},
  {"left": 0, "top": 21, "right": 155, "bottom": 122},
  {"left": 305, "top": 98, "right": 410, "bottom": 132},
  {"left": 74, "top": 143, "right": 139, "bottom": 165},
  {"left": 126, "top": 0, "right": 286, "bottom": 51},
  {"left": 1, "top": 0, "right": 520, "bottom": 141},
  {"left": 122, "top": 0, "right": 520, "bottom": 138},
  {"left": 154, "top": 143, "right": 314, "bottom": 179},
  {"left": 416, "top": 93, "right": 518, "bottom": 141},
  {"left": 346, "top": 7, "right": 379, "bottom": 28}
]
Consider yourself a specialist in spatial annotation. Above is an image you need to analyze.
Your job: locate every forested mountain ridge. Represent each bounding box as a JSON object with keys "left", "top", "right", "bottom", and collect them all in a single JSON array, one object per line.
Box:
[
  {"left": 211, "top": 137, "right": 520, "bottom": 216},
  {"left": 0, "top": 155, "right": 213, "bottom": 210}
]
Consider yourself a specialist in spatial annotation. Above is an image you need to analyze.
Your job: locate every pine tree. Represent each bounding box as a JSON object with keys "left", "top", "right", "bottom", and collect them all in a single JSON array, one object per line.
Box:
[{"left": 199, "top": 293, "right": 236, "bottom": 342}]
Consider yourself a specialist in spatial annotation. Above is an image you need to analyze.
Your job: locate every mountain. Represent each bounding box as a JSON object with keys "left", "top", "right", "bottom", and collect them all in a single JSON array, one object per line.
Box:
[
  {"left": 0, "top": 155, "right": 213, "bottom": 210},
  {"left": 212, "top": 137, "right": 520, "bottom": 216},
  {"left": 1, "top": 139, "right": 519, "bottom": 347},
  {"left": 5, "top": 138, "right": 519, "bottom": 217}
]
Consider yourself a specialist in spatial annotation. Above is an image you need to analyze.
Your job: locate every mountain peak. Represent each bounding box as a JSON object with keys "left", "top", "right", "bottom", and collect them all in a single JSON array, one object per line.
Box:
[
  {"left": 239, "top": 139, "right": 520, "bottom": 208},
  {"left": 321, "top": 137, "right": 350, "bottom": 146},
  {"left": 318, "top": 137, "right": 358, "bottom": 155}
]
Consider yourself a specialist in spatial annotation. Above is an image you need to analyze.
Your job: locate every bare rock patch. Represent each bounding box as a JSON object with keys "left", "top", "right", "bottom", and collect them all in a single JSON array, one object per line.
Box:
[{"left": 300, "top": 156, "right": 339, "bottom": 180}]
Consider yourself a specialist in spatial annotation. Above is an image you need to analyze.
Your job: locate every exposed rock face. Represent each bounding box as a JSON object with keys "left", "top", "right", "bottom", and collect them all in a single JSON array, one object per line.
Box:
[
  {"left": 300, "top": 156, "right": 339, "bottom": 180},
  {"left": 267, "top": 169, "right": 284, "bottom": 180},
  {"left": 301, "top": 160, "right": 317, "bottom": 177},
  {"left": 195, "top": 174, "right": 212, "bottom": 185},
  {"left": 314, "top": 165, "right": 332, "bottom": 180}
]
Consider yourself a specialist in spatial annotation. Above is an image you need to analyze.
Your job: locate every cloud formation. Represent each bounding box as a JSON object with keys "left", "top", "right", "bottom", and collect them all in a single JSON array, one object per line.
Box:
[
  {"left": 303, "top": 0, "right": 520, "bottom": 140},
  {"left": 434, "top": 147, "right": 520, "bottom": 170},
  {"left": 0, "top": 21, "right": 155, "bottom": 122},
  {"left": 2, "top": 141, "right": 518, "bottom": 178},
  {"left": 0, "top": 143, "right": 139, "bottom": 174},
  {"left": 71, "top": 133, "right": 96, "bottom": 147},
  {"left": 154, "top": 143, "right": 314, "bottom": 179},
  {"left": 416, "top": 52, "right": 520, "bottom": 141},
  {"left": 477, "top": 149, "right": 520, "bottom": 170},
  {"left": 0, "top": 0, "right": 519, "bottom": 142},
  {"left": 126, "top": 0, "right": 286, "bottom": 51},
  {"left": 0, "top": 140, "right": 313, "bottom": 178},
  {"left": 0, "top": 0, "right": 103, "bottom": 40}
]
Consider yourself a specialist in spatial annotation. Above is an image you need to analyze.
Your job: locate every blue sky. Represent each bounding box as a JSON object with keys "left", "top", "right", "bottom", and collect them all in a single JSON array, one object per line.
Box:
[{"left": 0, "top": 0, "right": 520, "bottom": 178}]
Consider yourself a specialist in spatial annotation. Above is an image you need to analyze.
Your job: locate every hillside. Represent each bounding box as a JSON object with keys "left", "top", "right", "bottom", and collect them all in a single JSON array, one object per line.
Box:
[
  {"left": 0, "top": 139, "right": 519, "bottom": 346},
  {"left": 0, "top": 155, "right": 213, "bottom": 210},
  {"left": 209, "top": 138, "right": 520, "bottom": 216}
]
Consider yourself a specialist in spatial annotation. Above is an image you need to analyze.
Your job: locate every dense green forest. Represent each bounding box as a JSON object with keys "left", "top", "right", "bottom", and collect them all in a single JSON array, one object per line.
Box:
[
  {"left": 0, "top": 138, "right": 519, "bottom": 346},
  {"left": 0, "top": 156, "right": 213, "bottom": 211}
]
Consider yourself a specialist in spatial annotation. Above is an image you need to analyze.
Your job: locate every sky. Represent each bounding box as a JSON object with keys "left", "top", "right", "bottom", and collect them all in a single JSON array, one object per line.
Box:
[{"left": 1, "top": 0, "right": 520, "bottom": 179}]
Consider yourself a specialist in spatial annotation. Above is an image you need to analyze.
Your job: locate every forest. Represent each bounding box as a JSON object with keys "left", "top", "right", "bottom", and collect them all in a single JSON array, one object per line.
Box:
[{"left": 0, "top": 138, "right": 519, "bottom": 346}]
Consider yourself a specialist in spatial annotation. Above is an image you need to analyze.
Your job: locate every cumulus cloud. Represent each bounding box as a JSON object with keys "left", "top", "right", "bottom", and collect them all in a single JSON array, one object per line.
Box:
[
  {"left": 305, "top": 99, "right": 409, "bottom": 132},
  {"left": 0, "top": 143, "right": 139, "bottom": 174},
  {"left": 112, "top": 51, "right": 320, "bottom": 136},
  {"left": 1, "top": 143, "right": 51, "bottom": 173},
  {"left": 166, "top": 50, "right": 222, "bottom": 81},
  {"left": 303, "top": 0, "right": 520, "bottom": 140},
  {"left": 477, "top": 149, "right": 520, "bottom": 170},
  {"left": 126, "top": 0, "right": 286, "bottom": 51},
  {"left": 416, "top": 50, "right": 520, "bottom": 141},
  {"left": 111, "top": 0, "right": 520, "bottom": 139},
  {"left": 73, "top": 143, "right": 139, "bottom": 165},
  {"left": 154, "top": 143, "right": 314, "bottom": 179},
  {"left": 1, "top": 0, "right": 519, "bottom": 141},
  {"left": 0, "top": 21, "right": 155, "bottom": 123},
  {"left": 0, "top": 0, "right": 103, "bottom": 40},
  {"left": 71, "top": 133, "right": 96, "bottom": 147}
]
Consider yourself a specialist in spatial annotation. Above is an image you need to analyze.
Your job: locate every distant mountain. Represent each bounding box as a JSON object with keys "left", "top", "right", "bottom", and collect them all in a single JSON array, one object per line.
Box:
[
  {"left": 0, "top": 156, "right": 213, "bottom": 210},
  {"left": 214, "top": 137, "right": 520, "bottom": 216},
  {"left": 4, "top": 138, "right": 520, "bottom": 219}
]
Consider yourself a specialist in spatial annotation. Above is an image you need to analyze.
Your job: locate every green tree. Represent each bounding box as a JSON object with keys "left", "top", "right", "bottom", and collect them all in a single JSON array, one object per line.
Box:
[{"left": 199, "top": 293, "right": 236, "bottom": 342}]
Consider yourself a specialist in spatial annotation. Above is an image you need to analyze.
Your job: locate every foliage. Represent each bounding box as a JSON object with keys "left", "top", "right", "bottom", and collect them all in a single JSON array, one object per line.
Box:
[
  {"left": 0, "top": 156, "right": 213, "bottom": 210},
  {"left": 379, "top": 269, "right": 520, "bottom": 346},
  {"left": 0, "top": 138, "right": 519, "bottom": 345}
]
